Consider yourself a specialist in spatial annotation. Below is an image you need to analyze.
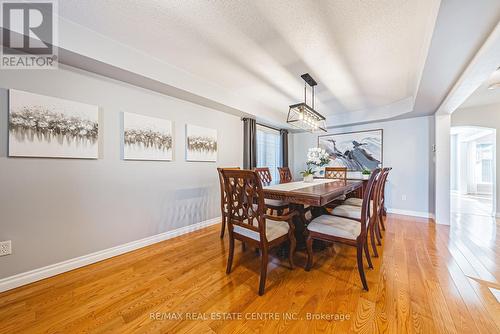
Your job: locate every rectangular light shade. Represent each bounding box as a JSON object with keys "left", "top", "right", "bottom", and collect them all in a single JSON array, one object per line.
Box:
[{"left": 287, "top": 103, "right": 327, "bottom": 132}]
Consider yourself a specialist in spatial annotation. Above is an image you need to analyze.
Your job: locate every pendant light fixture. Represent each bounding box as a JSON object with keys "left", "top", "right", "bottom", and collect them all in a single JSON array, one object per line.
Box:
[
  {"left": 287, "top": 73, "right": 327, "bottom": 132},
  {"left": 487, "top": 67, "right": 500, "bottom": 90}
]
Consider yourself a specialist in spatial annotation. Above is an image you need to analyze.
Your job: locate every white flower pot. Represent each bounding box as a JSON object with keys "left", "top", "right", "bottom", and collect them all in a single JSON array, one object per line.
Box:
[
  {"left": 362, "top": 174, "right": 370, "bottom": 180},
  {"left": 303, "top": 174, "right": 314, "bottom": 183}
]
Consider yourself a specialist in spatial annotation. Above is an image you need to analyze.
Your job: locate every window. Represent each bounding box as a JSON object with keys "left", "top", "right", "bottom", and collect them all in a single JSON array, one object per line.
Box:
[
  {"left": 476, "top": 143, "right": 493, "bottom": 184},
  {"left": 256, "top": 125, "right": 282, "bottom": 183}
]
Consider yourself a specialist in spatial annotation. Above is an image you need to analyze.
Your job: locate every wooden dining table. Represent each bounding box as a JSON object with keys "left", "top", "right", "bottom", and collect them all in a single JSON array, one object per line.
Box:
[{"left": 263, "top": 178, "right": 363, "bottom": 246}]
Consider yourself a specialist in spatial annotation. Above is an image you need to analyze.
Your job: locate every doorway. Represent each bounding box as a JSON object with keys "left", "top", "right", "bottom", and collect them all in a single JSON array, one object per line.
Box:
[{"left": 450, "top": 126, "right": 496, "bottom": 217}]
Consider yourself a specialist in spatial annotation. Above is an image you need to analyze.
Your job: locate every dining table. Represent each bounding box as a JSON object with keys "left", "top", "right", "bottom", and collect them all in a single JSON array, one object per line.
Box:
[{"left": 263, "top": 178, "right": 363, "bottom": 246}]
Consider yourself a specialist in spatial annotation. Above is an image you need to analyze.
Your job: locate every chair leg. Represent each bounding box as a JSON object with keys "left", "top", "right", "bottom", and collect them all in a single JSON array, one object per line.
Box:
[
  {"left": 357, "top": 243, "right": 369, "bottom": 291},
  {"left": 259, "top": 246, "right": 269, "bottom": 296},
  {"left": 364, "top": 240, "right": 373, "bottom": 269},
  {"left": 375, "top": 217, "right": 382, "bottom": 246},
  {"left": 379, "top": 212, "right": 386, "bottom": 231},
  {"left": 220, "top": 215, "right": 226, "bottom": 239},
  {"left": 226, "top": 236, "right": 235, "bottom": 274},
  {"left": 305, "top": 235, "right": 314, "bottom": 271},
  {"left": 370, "top": 219, "right": 379, "bottom": 258}
]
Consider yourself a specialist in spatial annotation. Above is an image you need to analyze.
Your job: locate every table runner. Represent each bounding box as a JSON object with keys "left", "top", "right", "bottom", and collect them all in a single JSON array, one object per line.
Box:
[{"left": 264, "top": 179, "right": 337, "bottom": 192}]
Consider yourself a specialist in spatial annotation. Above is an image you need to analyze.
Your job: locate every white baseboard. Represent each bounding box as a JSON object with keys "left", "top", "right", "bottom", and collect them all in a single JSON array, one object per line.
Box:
[
  {"left": 0, "top": 217, "right": 221, "bottom": 293},
  {"left": 387, "top": 208, "right": 434, "bottom": 219}
]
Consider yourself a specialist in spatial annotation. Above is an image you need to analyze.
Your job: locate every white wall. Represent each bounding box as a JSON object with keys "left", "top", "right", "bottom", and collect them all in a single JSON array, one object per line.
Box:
[
  {"left": 291, "top": 116, "right": 435, "bottom": 218},
  {"left": 435, "top": 114, "right": 451, "bottom": 225},
  {"left": 0, "top": 65, "right": 243, "bottom": 279},
  {"left": 452, "top": 104, "right": 500, "bottom": 215}
]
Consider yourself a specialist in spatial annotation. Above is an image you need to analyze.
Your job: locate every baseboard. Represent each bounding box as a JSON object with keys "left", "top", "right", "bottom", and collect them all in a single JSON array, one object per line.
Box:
[
  {"left": 0, "top": 217, "right": 221, "bottom": 293},
  {"left": 387, "top": 208, "right": 434, "bottom": 219}
]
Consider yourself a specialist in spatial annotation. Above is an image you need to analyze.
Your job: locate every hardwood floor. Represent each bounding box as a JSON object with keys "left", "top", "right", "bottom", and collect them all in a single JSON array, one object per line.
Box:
[{"left": 1, "top": 213, "right": 499, "bottom": 333}]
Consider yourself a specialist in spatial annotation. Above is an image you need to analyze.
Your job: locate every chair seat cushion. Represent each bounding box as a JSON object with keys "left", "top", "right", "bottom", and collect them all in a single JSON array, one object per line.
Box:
[
  {"left": 343, "top": 198, "right": 373, "bottom": 208},
  {"left": 233, "top": 219, "right": 289, "bottom": 241},
  {"left": 343, "top": 197, "right": 362, "bottom": 206},
  {"left": 307, "top": 215, "right": 361, "bottom": 240},
  {"left": 264, "top": 198, "right": 289, "bottom": 208},
  {"left": 332, "top": 204, "right": 362, "bottom": 220}
]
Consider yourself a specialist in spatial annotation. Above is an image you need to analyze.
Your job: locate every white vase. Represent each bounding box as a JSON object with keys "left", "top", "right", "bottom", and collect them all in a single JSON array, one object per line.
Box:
[
  {"left": 303, "top": 174, "right": 314, "bottom": 183},
  {"left": 362, "top": 174, "right": 370, "bottom": 180}
]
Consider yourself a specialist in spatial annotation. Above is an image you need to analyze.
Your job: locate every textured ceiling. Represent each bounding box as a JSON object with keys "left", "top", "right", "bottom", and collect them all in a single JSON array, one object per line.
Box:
[{"left": 58, "top": 0, "right": 440, "bottom": 120}]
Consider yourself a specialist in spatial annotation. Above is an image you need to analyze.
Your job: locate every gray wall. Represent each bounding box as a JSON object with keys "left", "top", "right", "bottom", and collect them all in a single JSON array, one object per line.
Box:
[
  {"left": 291, "top": 116, "right": 435, "bottom": 216},
  {"left": 0, "top": 66, "right": 242, "bottom": 279}
]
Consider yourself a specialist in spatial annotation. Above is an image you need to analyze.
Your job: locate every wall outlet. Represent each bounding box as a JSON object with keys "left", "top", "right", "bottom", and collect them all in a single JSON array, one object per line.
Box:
[
  {"left": 401, "top": 195, "right": 407, "bottom": 201},
  {"left": 0, "top": 240, "right": 12, "bottom": 256}
]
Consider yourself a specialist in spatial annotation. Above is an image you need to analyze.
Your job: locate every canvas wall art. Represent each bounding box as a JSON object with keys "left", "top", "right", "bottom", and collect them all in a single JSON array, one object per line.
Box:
[
  {"left": 123, "top": 112, "right": 173, "bottom": 161},
  {"left": 318, "top": 129, "right": 383, "bottom": 171},
  {"left": 185, "top": 124, "right": 217, "bottom": 162},
  {"left": 8, "top": 89, "right": 99, "bottom": 159}
]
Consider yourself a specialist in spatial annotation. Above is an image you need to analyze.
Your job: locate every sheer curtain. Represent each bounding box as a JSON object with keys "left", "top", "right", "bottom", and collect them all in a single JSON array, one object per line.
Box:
[{"left": 256, "top": 125, "right": 282, "bottom": 183}]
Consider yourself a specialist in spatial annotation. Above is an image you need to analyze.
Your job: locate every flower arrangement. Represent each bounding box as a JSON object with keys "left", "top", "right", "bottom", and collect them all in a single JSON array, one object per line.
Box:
[
  {"left": 306, "top": 147, "right": 331, "bottom": 167},
  {"left": 301, "top": 148, "right": 331, "bottom": 182}
]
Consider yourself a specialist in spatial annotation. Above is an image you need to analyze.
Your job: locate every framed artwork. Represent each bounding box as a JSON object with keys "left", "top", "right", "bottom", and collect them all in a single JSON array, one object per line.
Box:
[
  {"left": 318, "top": 129, "right": 383, "bottom": 171},
  {"left": 123, "top": 112, "right": 173, "bottom": 161},
  {"left": 8, "top": 89, "right": 99, "bottom": 159},
  {"left": 185, "top": 124, "right": 217, "bottom": 162}
]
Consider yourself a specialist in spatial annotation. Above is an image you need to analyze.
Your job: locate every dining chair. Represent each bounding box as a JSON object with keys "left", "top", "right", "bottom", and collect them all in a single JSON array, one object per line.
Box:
[
  {"left": 305, "top": 169, "right": 380, "bottom": 291},
  {"left": 217, "top": 167, "right": 240, "bottom": 238},
  {"left": 324, "top": 166, "right": 347, "bottom": 180},
  {"left": 277, "top": 167, "right": 293, "bottom": 184},
  {"left": 254, "top": 167, "right": 289, "bottom": 215},
  {"left": 379, "top": 167, "right": 392, "bottom": 228},
  {"left": 324, "top": 166, "right": 348, "bottom": 203},
  {"left": 222, "top": 169, "right": 297, "bottom": 295},
  {"left": 334, "top": 168, "right": 389, "bottom": 257}
]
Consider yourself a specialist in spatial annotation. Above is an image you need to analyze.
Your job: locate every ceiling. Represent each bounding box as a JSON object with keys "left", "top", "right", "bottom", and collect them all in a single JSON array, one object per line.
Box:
[
  {"left": 460, "top": 71, "right": 500, "bottom": 109},
  {"left": 55, "top": 0, "right": 500, "bottom": 128}
]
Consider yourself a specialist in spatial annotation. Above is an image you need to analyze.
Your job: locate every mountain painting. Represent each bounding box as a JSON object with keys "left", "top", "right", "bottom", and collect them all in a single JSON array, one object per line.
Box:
[
  {"left": 318, "top": 129, "right": 382, "bottom": 171},
  {"left": 8, "top": 89, "right": 99, "bottom": 159}
]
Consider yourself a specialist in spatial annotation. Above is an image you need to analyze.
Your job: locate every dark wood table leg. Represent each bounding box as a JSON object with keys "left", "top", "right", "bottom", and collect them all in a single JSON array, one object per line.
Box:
[{"left": 289, "top": 203, "right": 308, "bottom": 250}]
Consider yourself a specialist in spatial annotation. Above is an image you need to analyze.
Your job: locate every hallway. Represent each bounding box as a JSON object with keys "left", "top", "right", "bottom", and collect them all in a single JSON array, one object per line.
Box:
[{"left": 451, "top": 192, "right": 494, "bottom": 217}]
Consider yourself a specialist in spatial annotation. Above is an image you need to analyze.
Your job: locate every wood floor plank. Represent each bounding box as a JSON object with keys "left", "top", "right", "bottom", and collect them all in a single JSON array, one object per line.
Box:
[{"left": 0, "top": 213, "right": 499, "bottom": 333}]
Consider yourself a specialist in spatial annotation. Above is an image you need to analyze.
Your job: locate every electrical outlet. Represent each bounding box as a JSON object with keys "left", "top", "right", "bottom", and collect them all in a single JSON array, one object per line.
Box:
[
  {"left": 401, "top": 195, "right": 407, "bottom": 201},
  {"left": 0, "top": 240, "right": 12, "bottom": 256}
]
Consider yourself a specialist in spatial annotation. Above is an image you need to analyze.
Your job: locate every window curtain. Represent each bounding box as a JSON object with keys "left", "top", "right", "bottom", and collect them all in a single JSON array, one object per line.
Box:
[
  {"left": 280, "top": 129, "right": 289, "bottom": 167},
  {"left": 242, "top": 118, "right": 257, "bottom": 169}
]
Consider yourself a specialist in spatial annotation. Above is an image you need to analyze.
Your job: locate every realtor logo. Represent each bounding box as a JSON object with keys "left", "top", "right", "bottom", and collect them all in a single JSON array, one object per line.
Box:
[{"left": 1, "top": 0, "right": 58, "bottom": 69}]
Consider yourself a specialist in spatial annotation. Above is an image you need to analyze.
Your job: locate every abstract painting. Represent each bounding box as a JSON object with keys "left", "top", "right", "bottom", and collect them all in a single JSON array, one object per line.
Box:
[
  {"left": 318, "top": 129, "right": 383, "bottom": 171},
  {"left": 185, "top": 124, "right": 217, "bottom": 162},
  {"left": 123, "top": 112, "right": 173, "bottom": 161},
  {"left": 8, "top": 89, "right": 99, "bottom": 159}
]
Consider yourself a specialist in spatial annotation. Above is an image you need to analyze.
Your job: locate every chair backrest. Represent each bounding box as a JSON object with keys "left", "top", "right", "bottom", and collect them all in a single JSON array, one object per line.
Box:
[
  {"left": 277, "top": 167, "right": 292, "bottom": 184},
  {"left": 359, "top": 168, "right": 381, "bottom": 237},
  {"left": 380, "top": 167, "right": 392, "bottom": 208},
  {"left": 222, "top": 169, "right": 267, "bottom": 241},
  {"left": 254, "top": 167, "right": 272, "bottom": 186},
  {"left": 372, "top": 168, "right": 389, "bottom": 215},
  {"left": 217, "top": 167, "right": 240, "bottom": 215},
  {"left": 325, "top": 167, "right": 347, "bottom": 180}
]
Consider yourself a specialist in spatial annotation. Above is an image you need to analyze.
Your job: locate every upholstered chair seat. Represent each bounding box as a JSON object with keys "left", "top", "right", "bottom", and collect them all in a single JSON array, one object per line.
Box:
[
  {"left": 307, "top": 215, "right": 361, "bottom": 240},
  {"left": 233, "top": 219, "right": 289, "bottom": 242},
  {"left": 264, "top": 198, "right": 289, "bottom": 207},
  {"left": 331, "top": 204, "right": 372, "bottom": 220}
]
